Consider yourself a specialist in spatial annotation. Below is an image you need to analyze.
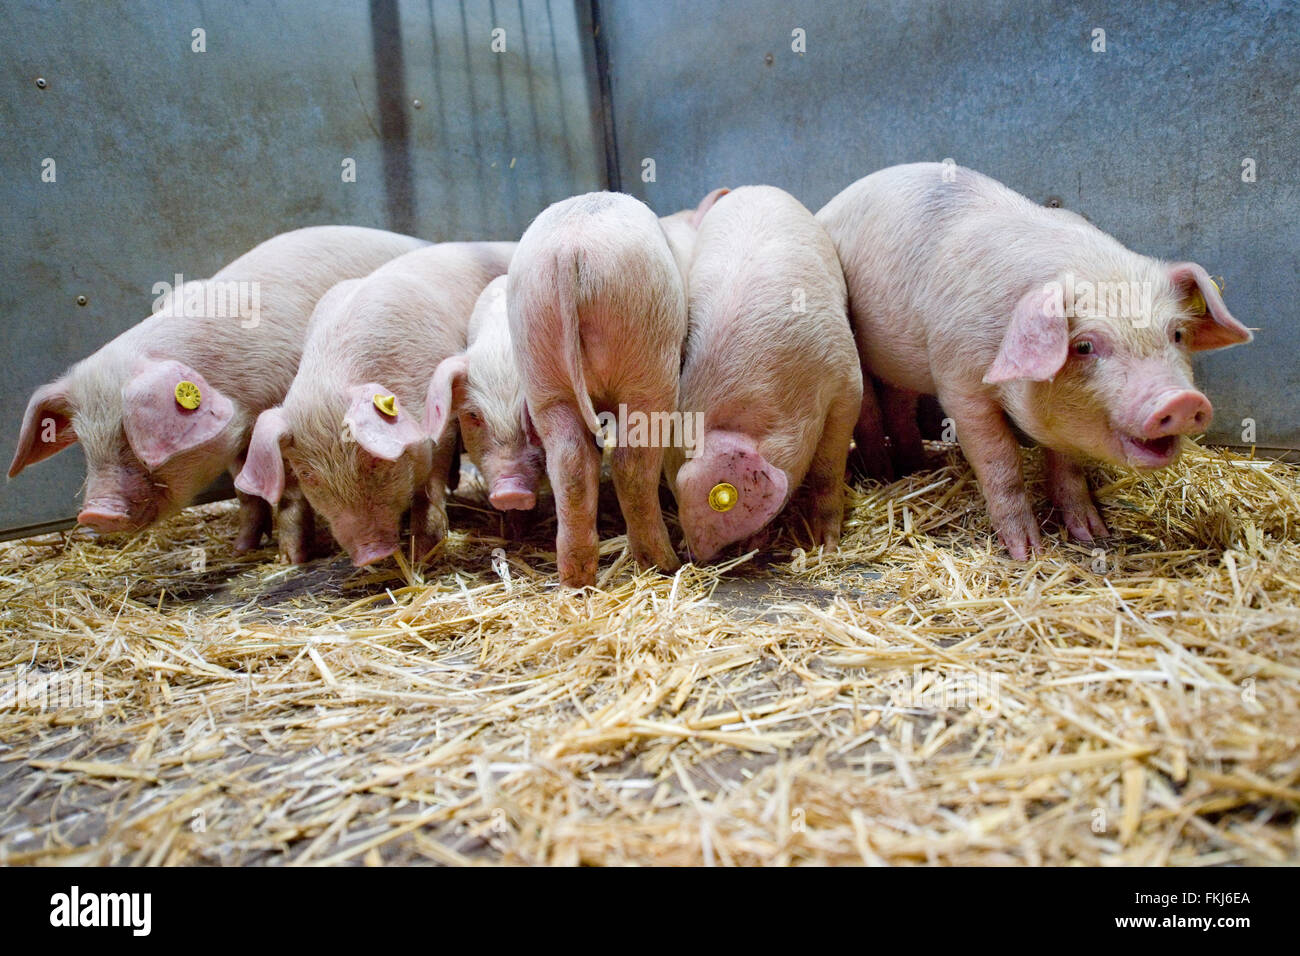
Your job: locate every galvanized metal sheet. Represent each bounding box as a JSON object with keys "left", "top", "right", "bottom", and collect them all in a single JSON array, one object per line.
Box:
[
  {"left": 599, "top": 0, "right": 1298, "bottom": 451},
  {"left": 0, "top": 0, "right": 603, "bottom": 538}
]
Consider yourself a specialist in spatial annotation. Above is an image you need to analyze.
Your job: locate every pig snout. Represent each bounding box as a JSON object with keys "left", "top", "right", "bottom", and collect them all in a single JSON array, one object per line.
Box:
[
  {"left": 675, "top": 431, "right": 789, "bottom": 562},
  {"left": 330, "top": 513, "right": 402, "bottom": 567},
  {"left": 77, "top": 466, "right": 159, "bottom": 533},
  {"left": 349, "top": 540, "right": 400, "bottom": 567},
  {"left": 1143, "top": 390, "right": 1212, "bottom": 438},
  {"left": 1118, "top": 388, "right": 1213, "bottom": 470},
  {"left": 77, "top": 503, "right": 137, "bottom": 533},
  {"left": 488, "top": 474, "right": 536, "bottom": 511}
]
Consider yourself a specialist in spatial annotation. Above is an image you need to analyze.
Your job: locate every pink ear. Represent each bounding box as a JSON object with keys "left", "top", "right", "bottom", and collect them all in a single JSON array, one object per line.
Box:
[
  {"left": 121, "top": 360, "right": 236, "bottom": 470},
  {"left": 1168, "top": 262, "right": 1253, "bottom": 351},
  {"left": 344, "top": 384, "right": 425, "bottom": 461},
  {"left": 424, "top": 355, "right": 468, "bottom": 441},
  {"left": 691, "top": 187, "right": 731, "bottom": 229},
  {"left": 235, "top": 407, "right": 291, "bottom": 504},
  {"left": 9, "top": 379, "right": 77, "bottom": 477},
  {"left": 984, "top": 284, "right": 1069, "bottom": 384}
]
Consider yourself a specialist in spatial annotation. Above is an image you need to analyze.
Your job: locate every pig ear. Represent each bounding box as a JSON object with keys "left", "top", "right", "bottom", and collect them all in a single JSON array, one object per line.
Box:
[
  {"left": 1168, "top": 263, "right": 1253, "bottom": 351},
  {"left": 235, "top": 407, "right": 291, "bottom": 505},
  {"left": 690, "top": 187, "right": 730, "bottom": 229},
  {"left": 121, "top": 360, "right": 236, "bottom": 470},
  {"left": 983, "top": 284, "right": 1069, "bottom": 384},
  {"left": 344, "top": 384, "right": 426, "bottom": 461},
  {"left": 424, "top": 355, "right": 468, "bottom": 441},
  {"left": 9, "top": 379, "right": 77, "bottom": 478}
]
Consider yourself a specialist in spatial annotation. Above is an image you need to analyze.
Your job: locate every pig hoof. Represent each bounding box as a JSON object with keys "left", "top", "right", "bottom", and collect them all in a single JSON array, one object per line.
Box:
[
  {"left": 233, "top": 530, "right": 264, "bottom": 554},
  {"left": 636, "top": 549, "right": 680, "bottom": 574},
  {"left": 1058, "top": 504, "right": 1109, "bottom": 543},
  {"left": 280, "top": 543, "right": 310, "bottom": 565},
  {"left": 629, "top": 536, "right": 680, "bottom": 574},
  {"left": 994, "top": 515, "right": 1043, "bottom": 560},
  {"left": 559, "top": 547, "right": 599, "bottom": 588},
  {"left": 412, "top": 531, "right": 443, "bottom": 564}
]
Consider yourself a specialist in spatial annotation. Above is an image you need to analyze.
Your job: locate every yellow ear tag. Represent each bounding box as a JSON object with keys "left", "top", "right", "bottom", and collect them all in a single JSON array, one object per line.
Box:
[
  {"left": 708, "top": 482, "right": 739, "bottom": 513},
  {"left": 373, "top": 393, "right": 399, "bottom": 417},
  {"left": 174, "top": 380, "right": 202, "bottom": 410},
  {"left": 1185, "top": 290, "right": 1207, "bottom": 315}
]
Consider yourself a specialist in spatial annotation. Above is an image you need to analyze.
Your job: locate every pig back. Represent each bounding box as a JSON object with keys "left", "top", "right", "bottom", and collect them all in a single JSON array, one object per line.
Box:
[
  {"left": 684, "top": 186, "right": 859, "bottom": 459},
  {"left": 291, "top": 240, "right": 515, "bottom": 418},
  {"left": 510, "top": 193, "right": 686, "bottom": 403},
  {"left": 116, "top": 225, "right": 429, "bottom": 420}
]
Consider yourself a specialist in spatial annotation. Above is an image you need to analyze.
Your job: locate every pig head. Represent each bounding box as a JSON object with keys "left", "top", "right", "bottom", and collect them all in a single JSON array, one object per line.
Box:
[
  {"left": 986, "top": 262, "right": 1252, "bottom": 471},
  {"left": 426, "top": 277, "right": 544, "bottom": 512},
  {"left": 10, "top": 357, "right": 241, "bottom": 532},
  {"left": 238, "top": 384, "right": 430, "bottom": 567}
]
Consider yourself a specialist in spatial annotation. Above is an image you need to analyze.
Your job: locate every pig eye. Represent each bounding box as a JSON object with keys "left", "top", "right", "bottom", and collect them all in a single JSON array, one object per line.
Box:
[
  {"left": 1173, "top": 329, "right": 1185, "bottom": 345},
  {"left": 1073, "top": 340, "right": 1095, "bottom": 356},
  {"left": 465, "top": 411, "right": 484, "bottom": 427}
]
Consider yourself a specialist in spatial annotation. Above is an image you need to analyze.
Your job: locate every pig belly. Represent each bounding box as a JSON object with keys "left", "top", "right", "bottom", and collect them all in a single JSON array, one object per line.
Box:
[{"left": 854, "top": 309, "right": 936, "bottom": 396}]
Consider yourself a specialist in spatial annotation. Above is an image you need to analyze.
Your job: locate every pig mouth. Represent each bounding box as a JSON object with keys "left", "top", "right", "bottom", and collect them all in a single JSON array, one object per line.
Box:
[{"left": 1119, "top": 434, "right": 1181, "bottom": 469}]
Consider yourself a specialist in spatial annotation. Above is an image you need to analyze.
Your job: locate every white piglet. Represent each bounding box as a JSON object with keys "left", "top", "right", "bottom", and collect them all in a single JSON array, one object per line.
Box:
[
  {"left": 506, "top": 190, "right": 726, "bottom": 587},
  {"left": 9, "top": 226, "right": 427, "bottom": 561},
  {"left": 236, "top": 242, "right": 515, "bottom": 566},
  {"left": 665, "top": 185, "right": 863, "bottom": 562},
  {"left": 425, "top": 275, "right": 545, "bottom": 516},
  {"left": 817, "top": 162, "right": 1253, "bottom": 558}
]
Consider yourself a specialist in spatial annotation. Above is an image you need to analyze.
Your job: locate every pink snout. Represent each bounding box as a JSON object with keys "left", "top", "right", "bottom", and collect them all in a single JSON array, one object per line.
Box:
[
  {"left": 488, "top": 476, "right": 536, "bottom": 511},
  {"left": 77, "top": 504, "right": 135, "bottom": 533},
  {"left": 348, "top": 541, "right": 399, "bottom": 567},
  {"left": 1143, "top": 390, "right": 1213, "bottom": 438}
]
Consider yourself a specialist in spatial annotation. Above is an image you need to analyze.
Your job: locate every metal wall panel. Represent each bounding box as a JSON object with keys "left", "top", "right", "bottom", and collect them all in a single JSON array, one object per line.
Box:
[
  {"left": 597, "top": 0, "right": 1299, "bottom": 450},
  {"left": 0, "top": 0, "right": 604, "bottom": 537}
]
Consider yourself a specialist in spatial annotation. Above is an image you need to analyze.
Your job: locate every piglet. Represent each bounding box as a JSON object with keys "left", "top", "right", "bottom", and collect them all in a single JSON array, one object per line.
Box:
[
  {"left": 816, "top": 162, "right": 1253, "bottom": 558},
  {"left": 236, "top": 242, "right": 515, "bottom": 566},
  {"left": 425, "top": 276, "right": 545, "bottom": 519},
  {"left": 9, "top": 226, "right": 427, "bottom": 560},
  {"left": 507, "top": 189, "right": 726, "bottom": 587},
  {"left": 664, "top": 185, "right": 863, "bottom": 562}
]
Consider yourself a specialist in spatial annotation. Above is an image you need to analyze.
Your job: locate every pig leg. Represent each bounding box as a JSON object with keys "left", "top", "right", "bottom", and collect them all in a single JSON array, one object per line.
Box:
[
  {"left": 535, "top": 402, "right": 601, "bottom": 587},
  {"left": 234, "top": 489, "right": 271, "bottom": 552},
  {"left": 881, "top": 385, "right": 927, "bottom": 475},
  {"left": 277, "top": 474, "right": 317, "bottom": 564},
  {"left": 797, "top": 393, "right": 858, "bottom": 551},
  {"left": 850, "top": 379, "right": 894, "bottom": 481},
  {"left": 412, "top": 438, "right": 457, "bottom": 562},
  {"left": 942, "top": 389, "right": 1042, "bottom": 559},
  {"left": 228, "top": 459, "right": 271, "bottom": 552},
  {"left": 611, "top": 439, "right": 680, "bottom": 574},
  {"left": 1044, "top": 449, "right": 1109, "bottom": 543}
]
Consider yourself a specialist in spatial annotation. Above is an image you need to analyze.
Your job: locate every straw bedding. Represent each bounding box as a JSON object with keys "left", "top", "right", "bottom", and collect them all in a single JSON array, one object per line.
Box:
[{"left": 1, "top": 442, "right": 1297, "bottom": 865}]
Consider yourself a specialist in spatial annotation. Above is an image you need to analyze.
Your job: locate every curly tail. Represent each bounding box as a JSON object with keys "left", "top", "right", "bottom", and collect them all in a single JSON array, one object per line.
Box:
[{"left": 554, "top": 251, "right": 601, "bottom": 435}]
